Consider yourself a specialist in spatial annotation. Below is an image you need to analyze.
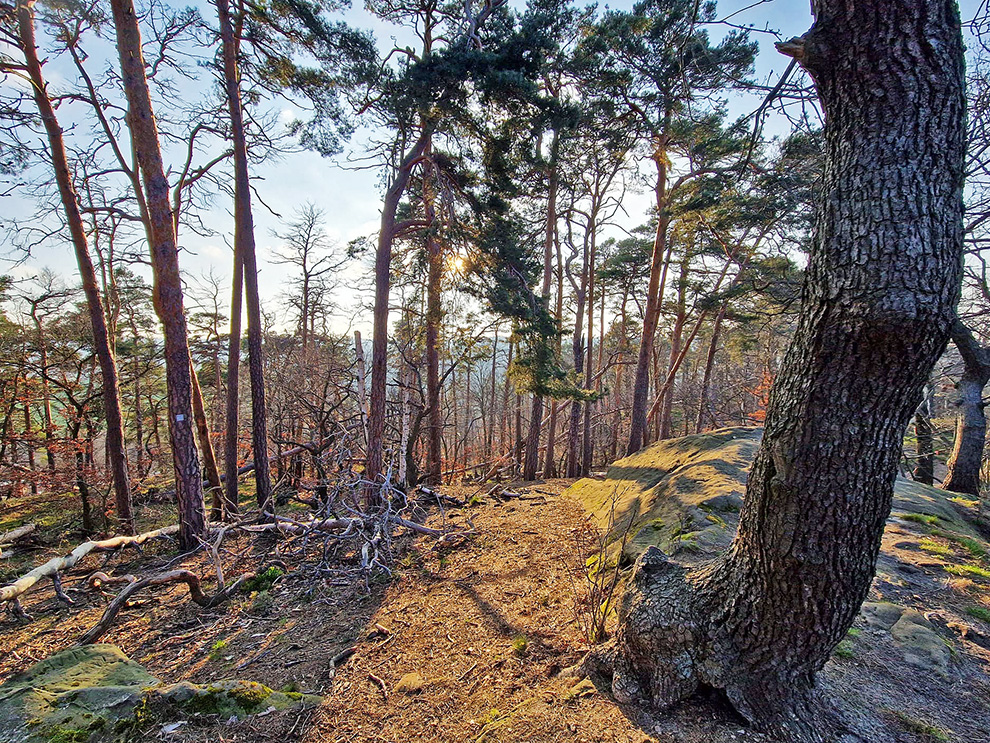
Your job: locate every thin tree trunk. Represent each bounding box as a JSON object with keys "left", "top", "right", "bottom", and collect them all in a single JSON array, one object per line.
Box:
[
  {"left": 23, "top": 403, "right": 37, "bottom": 495},
  {"left": 695, "top": 304, "right": 727, "bottom": 433},
  {"left": 191, "top": 363, "right": 222, "bottom": 518},
  {"left": 582, "top": 221, "right": 599, "bottom": 476},
  {"left": 109, "top": 0, "right": 205, "bottom": 549},
  {"left": 567, "top": 226, "right": 589, "bottom": 478},
  {"left": 223, "top": 247, "right": 243, "bottom": 520},
  {"left": 367, "top": 128, "right": 432, "bottom": 492},
  {"left": 544, "top": 229, "right": 565, "bottom": 479},
  {"left": 354, "top": 330, "right": 369, "bottom": 448},
  {"left": 606, "top": 7, "right": 965, "bottom": 738},
  {"left": 17, "top": 0, "right": 133, "bottom": 533},
  {"left": 942, "top": 320, "right": 990, "bottom": 496},
  {"left": 913, "top": 382, "right": 935, "bottom": 486},
  {"left": 424, "top": 145, "right": 444, "bottom": 486},
  {"left": 216, "top": 0, "right": 271, "bottom": 513},
  {"left": 524, "top": 151, "right": 558, "bottom": 481},
  {"left": 657, "top": 256, "right": 688, "bottom": 440},
  {"left": 627, "top": 146, "right": 671, "bottom": 455}
]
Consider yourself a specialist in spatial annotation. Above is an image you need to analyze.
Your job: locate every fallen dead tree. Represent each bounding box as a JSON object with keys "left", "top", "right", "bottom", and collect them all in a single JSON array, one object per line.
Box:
[
  {"left": 0, "top": 525, "right": 179, "bottom": 617},
  {"left": 0, "top": 523, "right": 36, "bottom": 547},
  {"left": 78, "top": 568, "right": 254, "bottom": 645}
]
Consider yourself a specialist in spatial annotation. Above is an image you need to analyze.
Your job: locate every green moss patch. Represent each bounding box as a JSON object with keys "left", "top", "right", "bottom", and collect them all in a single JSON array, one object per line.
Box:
[{"left": 0, "top": 646, "right": 319, "bottom": 742}]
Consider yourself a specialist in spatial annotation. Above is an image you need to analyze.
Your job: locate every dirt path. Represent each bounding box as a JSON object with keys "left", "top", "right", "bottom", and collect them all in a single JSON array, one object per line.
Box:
[{"left": 303, "top": 481, "right": 655, "bottom": 743}]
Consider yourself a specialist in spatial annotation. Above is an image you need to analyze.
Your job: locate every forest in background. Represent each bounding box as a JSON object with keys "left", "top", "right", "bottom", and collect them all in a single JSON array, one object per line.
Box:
[{"left": 0, "top": 0, "right": 987, "bottom": 543}]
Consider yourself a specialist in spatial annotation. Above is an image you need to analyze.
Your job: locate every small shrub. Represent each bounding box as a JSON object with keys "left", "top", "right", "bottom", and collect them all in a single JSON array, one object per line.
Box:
[
  {"left": 242, "top": 566, "right": 285, "bottom": 593},
  {"left": 512, "top": 634, "right": 529, "bottom": 657},
  {"left": 208, "top": 639, "right": 228, "bottom": 661},
  {"left": 834, "top": 640, "right": 855, "bottom": 659},
  {"left": 966, "top": 605, "right": 990, "bottom": 623},
  {"left": 250, "top": 590, "right": 275, "bottom": 614}
]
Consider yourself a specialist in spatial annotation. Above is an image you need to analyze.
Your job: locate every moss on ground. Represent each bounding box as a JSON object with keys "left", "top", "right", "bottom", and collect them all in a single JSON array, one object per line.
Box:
[{"left": 0, "top": 646, "right": 319, "bottom": 743}]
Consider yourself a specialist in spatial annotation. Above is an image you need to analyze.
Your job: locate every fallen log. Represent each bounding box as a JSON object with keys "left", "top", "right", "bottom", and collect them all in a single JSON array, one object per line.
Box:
[
  {"left": 0, "top": 523, "right": 36, "bottom": 547},
  {"left": 77, "top": 568, "right": 254, "bottom": 645},
  {"left": 0, "top": 525, "right": 179, "bottom": 608}
]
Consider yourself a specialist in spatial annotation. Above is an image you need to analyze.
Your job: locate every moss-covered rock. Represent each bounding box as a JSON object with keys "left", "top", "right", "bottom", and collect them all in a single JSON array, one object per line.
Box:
[
  {"left": 566, "top": 426, "right": 990, "bottom": 567},
  {"left": 0, "top": 646, "right": 320, "bottom": 743}
]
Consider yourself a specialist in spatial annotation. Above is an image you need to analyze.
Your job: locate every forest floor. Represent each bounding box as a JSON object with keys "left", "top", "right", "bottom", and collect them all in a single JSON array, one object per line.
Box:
[{"left": 3, "top": 432, "right": 990, "bottom": 743}]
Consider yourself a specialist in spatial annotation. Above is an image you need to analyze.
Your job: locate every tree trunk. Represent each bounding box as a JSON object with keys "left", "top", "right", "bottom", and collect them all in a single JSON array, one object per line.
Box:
[
  {"left": 216, "top": 0, "right": 271, "bottom": 513},
  {"left": 354, "top": 330, "right": 369, "bottom": 449},
  {"left": 942, "top": 321, "right": 990, "bottom": 496},
  {"left": 567, "top": 228, "right": 589, "bottom": 478},
  {"left": 424, "top": 147, "right": 444, "bottom": 486},
  {"left": 627, "top": 149, "right": 671, "bottom": 455},
  {"left": 191, "top": 362, "right": 223, "bottom": 517},
  {"left": 367, "top": 128, "right": 432, "bottom": 493},
  {"left": 17, "top": 0, "right": 133, "bottom": 533},
  {"left": 523, "top": 153, "right": 558, "bottom": 481},
  {"left": 582, "top": 221, "right": 599, "bottom": 476},
  {"left": 695, "top": 304, "right": 727, "bottom": 433},
  {"left": 223, "top": 244, "right": 243, "bottom": 520},
  {"left": 602, "top": 5, "right": 965, "bottom": 739},
  {"left": 657, "top": 256, "right": 688, "bottom": 440},
  {"left": 913, "top": 382, "right": 935, "bottom": 486},
  {"left": 110, "top": 0, "right": 205, "bottom": 549},
  {"left": 544, "top": 229, "right": 565, "bottom": 479}
]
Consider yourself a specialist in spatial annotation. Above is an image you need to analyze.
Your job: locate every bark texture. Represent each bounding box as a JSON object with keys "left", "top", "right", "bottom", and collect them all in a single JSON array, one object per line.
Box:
[
  {"left": 17, "top": 0, "right": 134, "bottom": 533},
  {"left": 601, "top": 4, "right": 965, "bottom": 740},
  {"left": 942, "top": 320, "right": 990, "bottom": 496},
  {"left": 110, "top": 0, "right": 205, "bottom": 549}
]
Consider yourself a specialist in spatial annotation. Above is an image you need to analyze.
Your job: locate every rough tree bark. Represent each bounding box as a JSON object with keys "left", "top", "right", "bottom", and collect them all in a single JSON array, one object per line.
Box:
[
  {"left": 942, "top": 320, "right": 990, "bottom": 496},
  {"left": 17, "top": 0, "right": 134, "bottom": 533},
  {"left": 597, "top": 4, "right": 965, "bottom": 740},
  {"left": 110, "top": 0, "right": 206, "bottom": 549}
]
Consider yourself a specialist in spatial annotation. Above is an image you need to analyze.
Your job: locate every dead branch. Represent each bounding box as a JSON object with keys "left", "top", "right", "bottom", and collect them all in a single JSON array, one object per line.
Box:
[
  {"left": 77, "top": 568, "right": 254, "bottom": 645},
  {"left": 0, "top": 523, "right": 36, "bottom": 547},
  {"left": 0, "top": 525, "right": 179, "bottom": 608}
]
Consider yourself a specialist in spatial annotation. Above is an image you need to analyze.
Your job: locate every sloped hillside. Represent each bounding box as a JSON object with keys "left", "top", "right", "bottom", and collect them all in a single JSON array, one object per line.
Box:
[{"left": 566, "top": 427, "right": 990, "bottom": 743}]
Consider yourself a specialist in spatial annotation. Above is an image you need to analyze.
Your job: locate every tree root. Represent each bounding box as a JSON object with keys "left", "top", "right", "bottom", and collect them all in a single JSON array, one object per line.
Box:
[
  {"left": 586, "top": 546, "right": 849, "bottom": 743},
  {"left": 77, "top": 568, "right": 254, "bottom": 645}
]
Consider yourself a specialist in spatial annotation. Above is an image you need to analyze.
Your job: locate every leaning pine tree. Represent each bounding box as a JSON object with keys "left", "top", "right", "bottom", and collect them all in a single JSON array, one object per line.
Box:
[{"left": 595, "top": 2, "right": 965, "bottom": 741}]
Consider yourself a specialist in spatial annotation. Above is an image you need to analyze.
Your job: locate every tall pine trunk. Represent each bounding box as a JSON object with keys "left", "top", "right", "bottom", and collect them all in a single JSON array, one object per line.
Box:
[
  {"left": 627, "top": 148, "right": 672, "bottom": 454},
  {"left": 110, "top": 0, "right": 205, "bottom": 549},
  {"left": 18, "top": 0, "right": 134, "bottom": 533},
  {"left": 523, "top": 155, "right": 557, "bottom": 481},
  {"left": 603, "top": 4, "right": 965, "bottom": 739},
  {"left": 216, "top": 0, "right": 271, "bottom": 513},
  {"left": 424, "top": 146, "right": 444, "bottom": 486}
]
